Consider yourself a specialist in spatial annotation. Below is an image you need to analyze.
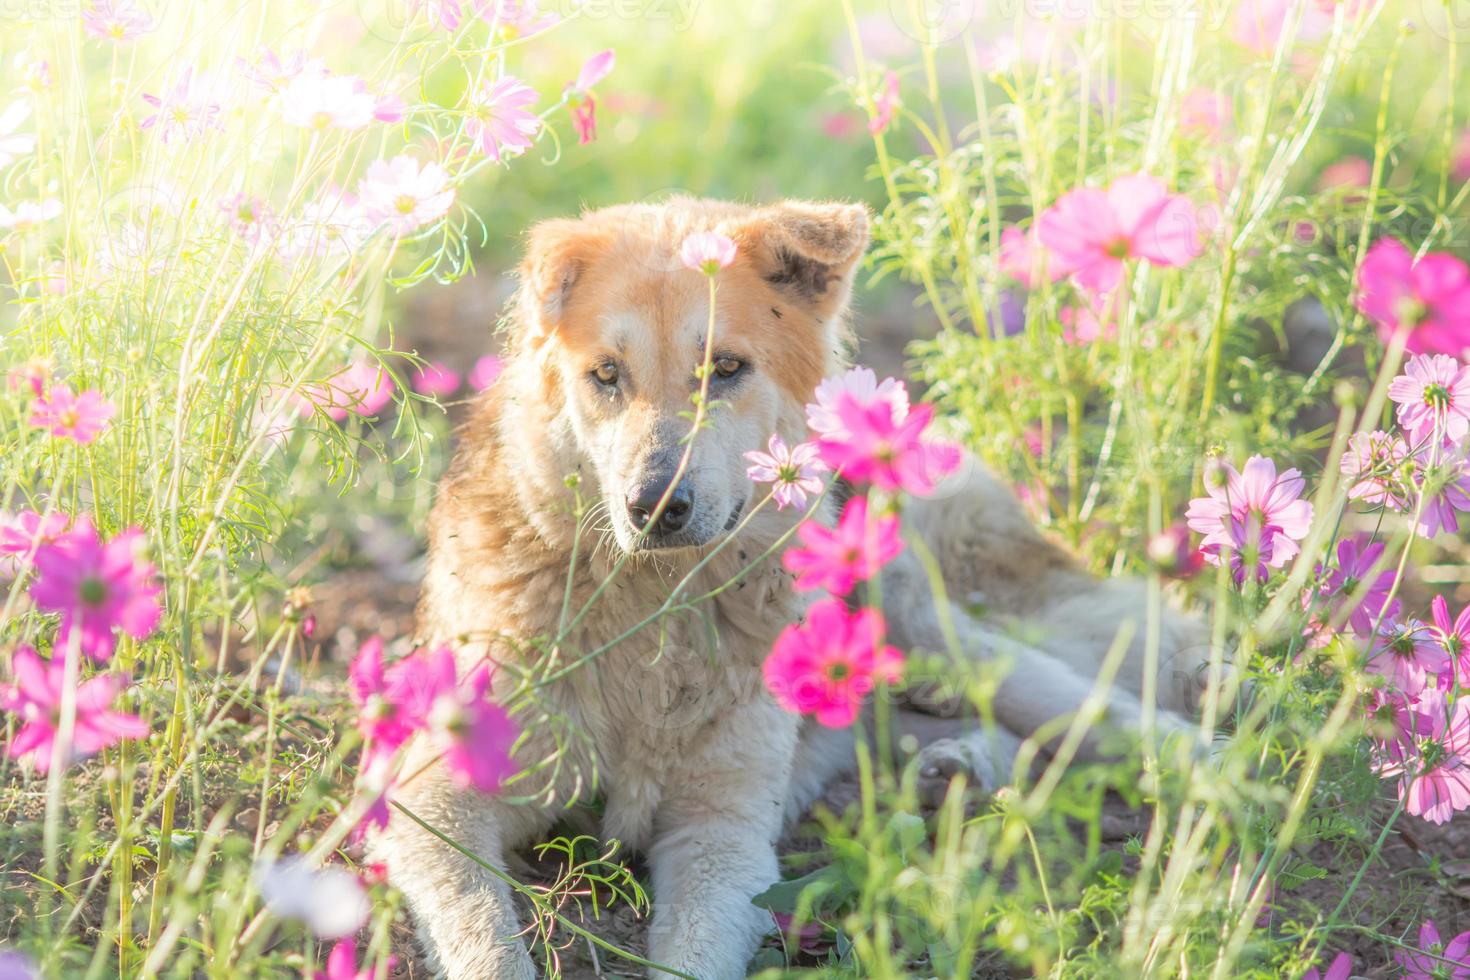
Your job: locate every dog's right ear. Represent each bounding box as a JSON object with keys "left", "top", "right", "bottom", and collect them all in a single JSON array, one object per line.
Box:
[{"left": 517, "top": 217, "right": 609, "bottom": 340}]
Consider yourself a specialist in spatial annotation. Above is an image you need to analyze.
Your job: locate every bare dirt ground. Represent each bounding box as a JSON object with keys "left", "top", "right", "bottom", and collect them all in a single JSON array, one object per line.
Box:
[{"left": 304, "top": 272, "right": 1469, "bottom": 977}]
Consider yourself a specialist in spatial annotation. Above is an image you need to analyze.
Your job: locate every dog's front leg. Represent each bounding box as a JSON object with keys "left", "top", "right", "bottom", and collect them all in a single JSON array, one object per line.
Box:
[{"left": 643, "top": 701, "right": 796, "bottom": 979}]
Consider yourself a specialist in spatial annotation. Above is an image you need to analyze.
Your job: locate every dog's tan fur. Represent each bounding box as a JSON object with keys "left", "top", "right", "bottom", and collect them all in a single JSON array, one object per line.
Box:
[{"left": 372, "top": 197, "right": 1212, "bottom": 979}]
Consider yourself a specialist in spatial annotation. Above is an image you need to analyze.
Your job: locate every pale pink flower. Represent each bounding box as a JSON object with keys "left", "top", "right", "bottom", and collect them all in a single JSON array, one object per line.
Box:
[
  {"left": 301, "top": 362, "right": 395, "bottom": 421},
  {"left": 0, "top": 199, "right": 61, "bottom": 232},
  {"left": 1179, "top": 88, "right": 1230, "bottom": 139},
  {"left": 817, "top": 398, "right": 961, "bottom": 496},
  {"left": 1339, "top": 430, "right": 1410, "bottom": 509},
  {"left": 1357, "top": 238, "right": 1470, "bottom": 357},
  {"left": 279, "top": 72, "right": 377, "bottom": 131},
  {"left": 1409, "top": 444, "right": 1470, "bottom": 540},
  {"left": 868, "top": 70, "right": 899, "bottom": 135},
  {"left": 418, "top": 0, "right": 462, "bottom": 30},
  {"left": 763, "top": 598, "right": 903, "bottom": 728},
  {"left": 1185, "top": 456, "right": 1313, "bottom": 571},
  {"left": 278, "top": 186, "right": 370, "bottom": 260},
  {"left": 29, "top": 385, "right": 116, "bottom": 443},
  {"left": 469, "top": 354, "right": 504, "bottom": 390},
  {"left": 1366, "top": 619, "right": 1444, "bottom": 697},
  {"left": 1059, "top": 291, "right": 1118, "bottom": 345},
  {"left": 236, "top": 48, "right": 315, "bottom": 94},
  {"left": 29, "top": 519, "right": 163, "bottom": 662},
  {"left": 140, "top": 69, "right": 222, "bottom": 144},
  {"left": 1302, "top": 952, "right": 1353, "bottom": 980},
  {"left": 6, "top": 358, "right": 51, "bottom": 397},
  {"left": 782, "top": 496, "right": 903, "bottom": 596},
  {"left": 679, "top": 231, "right": 737, "bottom": 275},
  {"left": 1, "top": 646, "right": 148, "bottom": 772},
  {"left": 1432, "top": 595, "right": 1470, "bottom": 691},
  {"left": 1396, "top": 919, "right": 1470, "bottom": 977},
  {"left": 372, "top": 88, "right": 406, "bottom": 123},
  {"left": 357, "top": 156, "right": 454, "bottom": 236},
  {"left": 0, "top": 101, "right": 36, "bottom": 169},
  {"left": 744, "top": 435, "right": 827, "bottom": 511},
  {"left": 1232, "top": 0, "right": 1330, "bottom": 55},
  {"left": 254, "top": 856, "right": 370, "bottom": 940},
  {"left": 1389, "top": 353, "right": 1470, "bottom": 448},
  {"left": 411, "top": 361, "right": 461, "bottom": 398},
  {"left": 1455, "top": 128, "right": 1470, "bottom": 183},
  {"left": 82, "top": 0, "right": 153, "bottom": 41},
  {"left": 805, "top": 367, "right": 909, "bottom": 442},
  {"left": 218, "top": 193, "right": 276, "bottom": 247},
  {"left": 565, "top": 50, "right": 614, "bottom": 145},
  {"left": 1146, "top": 523, "right": 1204, "bottom": 579},
  {"left": 1037, "top": 175, "right": 1203, "bottom": 293},
  {"left": 15, "top": 56, "right": 52, "bottom": 92},
  {"left": 475, "top": 0, "right": 558, "bottom": 38},
  {"left": 464, "top": 77, "right": 540, "bottom": 163},
  {"left": 999, "top": 225, "right": 1050, "bottom": 288},
  {"left": 1318, "top": 156, "right": 1371, "bottom": 192},
  {"left": 1, "top": 510, "right": 70, "bottom": 559}
]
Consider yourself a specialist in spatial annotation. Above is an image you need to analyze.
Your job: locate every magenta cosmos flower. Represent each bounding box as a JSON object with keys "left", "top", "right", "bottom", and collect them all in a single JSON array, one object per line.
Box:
[
  {"left": 279, "top": 71, "right": 377, "bottom": 131},
  {"left": 1037, "top": 175, "right": 1202, "bottom": 293},
  {"left": 763, "top": 598, "right": 903, "bottom": 728},
  {"left": 818, "top": 397, "right": 961, "bottom": 496},
  {"left": 417, "top": 647, "right": 519, "bottom": 793},
  {"left": 1313, "top": 536, "right": 1400, "bottom": 637},
  {"left": 349, "top": 636, "right": 423, "bottom": 767},
  {"left": 29, "top": 520, "right": 163, "bottom": 661},
  {"left": 82, "top": 0, "right": 153, "bottom": 40},
  {"left": 1432, "top": 595, "right": 1470, "bottom": 691},
  {"left": 1, "top": 510, "right": 69, "bottom": 558},
  {"left": 1389, "top": 353, "right": 1470, "bottom": 448},
  {"left": 464, "top": 77, "right": 541, "bottom": 163},
  {"left": 1407, "top": 443, "right": 1470, "bottom": 540},
  {"left": 1, "top": 646, "right": 148, "bottom": 772},
  {"left": 357, "top": 156, "right": 454, "bottom": 236},
  {"left": 806, "top": 367, "right": 909, "bottom": 441},
  {"left": 1301, "top": 952, "right": 1352, "bottom": 980},
  {"left": 410, "top": 361, "right": 461, "bottom": 398},
  {"left": 1396, "top": 918, "right": 1470, "bottom": 977},
  {"left": 744, "top": 434, "right": 827, "bottom": 511},
  {"left": 29, "top": 385, "right": 116, "bottom": 443},
  {"left": 314, "top": 938, "right": 390, "bottom": 980},
  {"left": 1357, "top": 238, "right": 1470, "bottom": 357},
  {"left": 679, "top": 232, "right": 737, "bottom": 275},
  {"left": 565, "top": 50, "right": 614, "bottom": 145},
  {"left": 1185, "top": 456, "right": 1313, "bottom": 573},
  {"left": 469, "top": 354, "right": 504, "bottom": 391},
  {"left": 783, "top": 495, "right": 902, "bottom": 595},
  {"left": 1366, "top": 619, "right": 1445, "bottom": 698}
]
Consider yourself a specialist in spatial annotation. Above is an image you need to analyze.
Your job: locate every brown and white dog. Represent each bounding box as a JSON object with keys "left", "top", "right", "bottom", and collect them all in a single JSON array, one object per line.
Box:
[{"left": 371, "top": 197, "right": 1213, "bottom": 978}]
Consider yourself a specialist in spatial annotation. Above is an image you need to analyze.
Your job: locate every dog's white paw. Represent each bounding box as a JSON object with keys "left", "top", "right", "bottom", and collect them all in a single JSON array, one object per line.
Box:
[{"left": 914, "top": 734, "right": 1001, "bottom": 809}]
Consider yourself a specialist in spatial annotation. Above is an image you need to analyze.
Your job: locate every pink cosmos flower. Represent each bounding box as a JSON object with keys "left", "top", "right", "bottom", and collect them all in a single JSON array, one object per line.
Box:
[
  {"left": 277, "top": 186, "right": 370, "bottom": 260},
  {"left": 818, "top": 397, "right": 961, "bottom": 496},
  {"left": 1318, "top": 156, "right": 1371, "bottom": 192},
  {"left": 763, "top": 599, "right": 904, "bottom": 728},
  {"left": 1232, "top": 0, "right": 1330, "bottom": 55},
  {"left": 469, "top": 355, "right": 504, "bottom": 391},
  {"left": 1340, "top": 430, "right": 1410, "bottom": 509},
  {"left": 805, "top": 368, "right": 909, "bottom": 441},
  {"left": 1145, "top": 524, "right": 1205, "bottom": 579},
  {"left": 744, "top": 435, "right": 827, "bottom": 511},
  {"left": 1185, "top": 455, "right": 1314, "bottom": 573},
  {"left": 1, "top": 510, "right": 70, "bottom": 559},
  {"left": 411, "top": 361, "right": 461, "bottom": 398},
  {"left": 236, "top": 47, "right": 314, "bottom": 94},
  {"left": 0, "top": 101, "right": 36, "bottom": 169},
  {"left": 998, "top": 225, "right": 1048, "bottom": 288},
  {"left": 1037, "top": 175, "right": 1203, "bottom": 293},
  {"left": 464, "top": 77, "right": 541, "bottom": 163},
  {"left": 357, "top": 156, "right": 454, "bottom": 236},
  {"left": 82, "top": 0, "right": 153, "bottom": 40},
  {"left": 1365, "top": 619, "right": 1445, "bottom": 697},
  {"left": 476, "top": 0, "right": 559, "bottom": 38},
  {"left": 1389, "top": 353, "right": 1470, "bottom": 447},
  {"left": 1060, "top": 291, "right": 1119, "bottom": 345},
  {"left": 1313, "top": 536, "right": 1400, "bottom": 637},
  {"left": 565, "top": 50, "right": 615, "bottom": 145},
  {"left": 29, "top": 520, "right": 163, "bottom": 661},
  {"left": 140, "top": 69, "right": 222, "bottom": 144},
  {"left": 219, "top": 193, "right": 277, "bottom": 247},
  {"left": 868, "top": 70, "right": 900, "bottom": 135},
  {"left": 782, "top": 496, "right": 903, "bottom": 596},
  {"left": 1432, "top": 595, "right": 1470, "bottom": 691},
  {"left": 417, "top": 647, "right": 518, "bottom": 793},
  {"left": 1408, "top": 444, "right": 1470, "bottom": 540},
  {"left": 679, "top": 232, "right": 738, "bottom": 275},
  {"left": 1396, "top": 918, "right": 1470, "bottom": 978},
  {"left": 418, "top": 0, "right": 462, "bottom": 30},
  {"left": 1356, "top": 238, "right": 1470, "bottom": 357},
  {"left": 1, "top": 646, "right": 148, "bottom": 772},
  {"left": 0, "top": 199, "right": 61, "bottom": 232},
  {"left": 314, "top": 938, "right": 390, "bottom": 980},
  {"left": 29, "top": 386, "right": 116, "bottom": 443},
  {"left": 301, "top": 362, "right": 396, "bottom": 421},
  {"left": 1179, "top": 88, "right": 1230, "bottom": 139},
  {"left": 1302, "top": 952, "right": 1353, "bottom": 980},
  {"left": 349, "top": 636, "right": 420, "bottom": 766},
  {"left": 7, "top": 358, "right": 51, "bottom": 397},
  {"left": 279, "top": 72, "right": 377, "bottom": 131}
]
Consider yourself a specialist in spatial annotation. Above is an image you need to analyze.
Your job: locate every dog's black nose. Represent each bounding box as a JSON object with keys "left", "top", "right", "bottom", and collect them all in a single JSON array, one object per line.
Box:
[{"left": 627, "top": 479, "right": 694, "bottom": 536}]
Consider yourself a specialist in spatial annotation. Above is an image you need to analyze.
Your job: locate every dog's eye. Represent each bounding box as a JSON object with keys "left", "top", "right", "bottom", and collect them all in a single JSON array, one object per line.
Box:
[
  {"left": 592, "top": 361, "right": 619, "bottom": 387},
  {"left": 713, "top": 357, "right": 744, "bottom": 379}
]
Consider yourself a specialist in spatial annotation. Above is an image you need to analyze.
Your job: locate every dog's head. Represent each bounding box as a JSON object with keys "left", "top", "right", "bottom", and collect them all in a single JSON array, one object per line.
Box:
[{"left": 509, "top": 197, "right": 868, "bottom": 554}]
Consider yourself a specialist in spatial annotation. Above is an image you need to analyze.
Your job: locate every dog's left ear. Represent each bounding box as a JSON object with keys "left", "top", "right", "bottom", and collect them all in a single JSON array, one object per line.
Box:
[{"left": 737, "top": 201, "right": 870, "bottom": 322}]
